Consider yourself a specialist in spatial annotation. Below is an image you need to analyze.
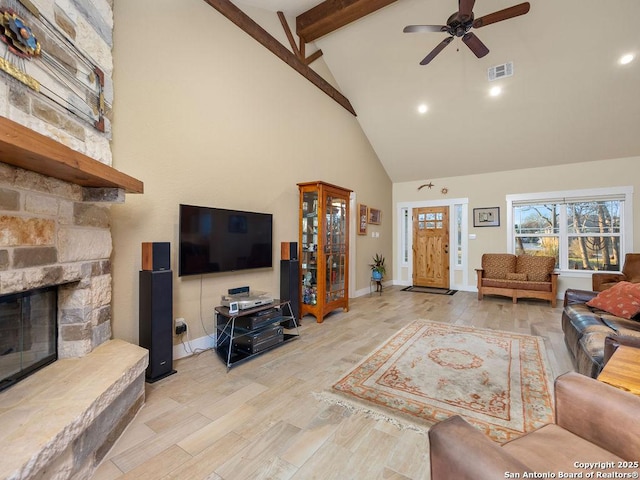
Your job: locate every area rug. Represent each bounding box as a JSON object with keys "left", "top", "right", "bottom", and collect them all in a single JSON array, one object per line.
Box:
[
  {"left": 324, "top": 320, "right": 554, "bottom": 442},
  {"left": 401, "top": 286, "right": 457, "bottom": 295}
]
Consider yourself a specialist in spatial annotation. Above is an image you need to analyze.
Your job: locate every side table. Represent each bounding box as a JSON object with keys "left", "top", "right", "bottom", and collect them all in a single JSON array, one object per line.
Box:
[{"left": 597, "top": 345, "right": 640, "bottom": 395}]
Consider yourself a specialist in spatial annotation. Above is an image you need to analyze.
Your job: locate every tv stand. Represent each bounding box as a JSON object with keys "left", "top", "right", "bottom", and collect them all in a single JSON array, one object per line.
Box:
[{"left": 214, "top": 299, "right": 299, "bottom": 370}]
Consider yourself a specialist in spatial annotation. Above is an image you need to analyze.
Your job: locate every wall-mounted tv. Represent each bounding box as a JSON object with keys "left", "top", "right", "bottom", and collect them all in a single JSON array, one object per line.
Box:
[{"left": 179, "top": 204, "right": 273, "bottom": 276}]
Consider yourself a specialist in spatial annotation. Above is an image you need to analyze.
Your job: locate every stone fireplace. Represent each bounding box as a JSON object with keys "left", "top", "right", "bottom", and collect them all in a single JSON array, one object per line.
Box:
[
  {"left": 0, "top": 160, "right": 117, "bottom": 358},
  {"left": 0, "top": 156, "right": 119, "bottom": 390},
  {"left": 0, "top": 126, "right": 148, "bottom": 480},
  {"left": 0, "top": 2, "right": 150, "bottom": 478}
]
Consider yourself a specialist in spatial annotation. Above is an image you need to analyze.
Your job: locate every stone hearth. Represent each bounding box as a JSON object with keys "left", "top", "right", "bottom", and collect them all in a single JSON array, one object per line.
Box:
[{"left": 0, "top": 339, "right": 147, "bottom": 480}]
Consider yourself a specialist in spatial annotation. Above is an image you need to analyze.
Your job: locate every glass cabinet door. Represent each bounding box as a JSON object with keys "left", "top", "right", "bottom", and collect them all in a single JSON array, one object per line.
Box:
[
  {"left": 301, "top": 191, "right": 318, "bottom": 306},
  {"left": 325, "top": 194, "right": 347, "bottom": 303}
]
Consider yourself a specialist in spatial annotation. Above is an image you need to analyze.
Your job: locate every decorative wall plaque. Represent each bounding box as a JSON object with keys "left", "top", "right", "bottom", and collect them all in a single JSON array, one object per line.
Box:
[{"left": 0, "top": 0, "right": 106, "bottom": 132}]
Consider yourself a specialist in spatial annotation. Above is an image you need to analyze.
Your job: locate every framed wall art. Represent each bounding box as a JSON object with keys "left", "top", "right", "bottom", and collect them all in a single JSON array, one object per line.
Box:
[
  {"left": 473, "top": 207, "right": 500, "bottom": 227},
  {"left": 358, "top": 204, "right": 368, "bottom": 235},
  {"left": 368, "top": 208, "right": 381, "bottom": 225}
]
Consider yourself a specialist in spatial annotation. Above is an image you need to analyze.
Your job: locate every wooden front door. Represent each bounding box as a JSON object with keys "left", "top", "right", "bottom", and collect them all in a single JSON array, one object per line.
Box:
[{"left": 412, "top": 206, "right": 450, "bottom": 288}]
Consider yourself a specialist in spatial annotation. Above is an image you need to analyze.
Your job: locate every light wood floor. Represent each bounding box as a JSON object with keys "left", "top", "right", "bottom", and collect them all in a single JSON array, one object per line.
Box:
[{"left": 93, "top": 287, "right": 574, "bottom": 480}]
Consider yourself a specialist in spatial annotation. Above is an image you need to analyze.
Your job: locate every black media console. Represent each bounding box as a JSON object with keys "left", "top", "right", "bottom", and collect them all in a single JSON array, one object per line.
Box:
[{"left": 214, "top": 299, "right": 299, "bottom": 370}]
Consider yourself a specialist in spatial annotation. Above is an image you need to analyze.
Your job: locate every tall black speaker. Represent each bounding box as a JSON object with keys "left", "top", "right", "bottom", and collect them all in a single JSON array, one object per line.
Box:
[
  {"left": 139, "top": 270, "right": 176, "bottom": 382},
  {"left": 280, "top": 259, "right": 300, "bottom": 325}
]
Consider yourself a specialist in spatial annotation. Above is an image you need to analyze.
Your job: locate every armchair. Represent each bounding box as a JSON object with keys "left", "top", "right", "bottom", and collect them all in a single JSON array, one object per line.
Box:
[
  {"left": 592, "top": 253, "right": 640, "bottom": 292},
  {"left": 429, "top": 372, "right": 640, "bottom": 479}
]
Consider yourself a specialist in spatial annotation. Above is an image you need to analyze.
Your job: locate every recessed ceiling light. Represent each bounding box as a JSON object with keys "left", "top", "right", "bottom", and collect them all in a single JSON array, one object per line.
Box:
[
  {"left": 417, "top": 104, "right": 428, "bottom": 114},
  {"left": 619, "top": 53, "right": 634, "bottom": 65},
  {"left": 489, "top": 86, "right": 502, "bottom": 97}
]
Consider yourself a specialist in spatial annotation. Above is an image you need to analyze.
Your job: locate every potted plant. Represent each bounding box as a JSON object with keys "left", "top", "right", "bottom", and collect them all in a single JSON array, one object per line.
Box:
[{"left": 370, "top": 253, "right": 386, "bottom": 281}]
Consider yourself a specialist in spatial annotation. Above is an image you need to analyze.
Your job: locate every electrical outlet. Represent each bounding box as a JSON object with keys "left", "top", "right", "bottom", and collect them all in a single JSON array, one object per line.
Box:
[{"left": 175, "top": 318, "right": 187, "bottom": 335}]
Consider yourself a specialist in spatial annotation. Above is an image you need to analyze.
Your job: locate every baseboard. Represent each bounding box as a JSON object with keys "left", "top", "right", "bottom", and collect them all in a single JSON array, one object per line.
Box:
[{"left": 173, "top": 333, "right": 216, "bottom": 360}]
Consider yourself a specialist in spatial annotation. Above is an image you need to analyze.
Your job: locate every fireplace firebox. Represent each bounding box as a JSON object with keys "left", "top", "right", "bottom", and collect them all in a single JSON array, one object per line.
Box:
[{"left": 0, "top": 286, "right": 57, "bottom": 392}]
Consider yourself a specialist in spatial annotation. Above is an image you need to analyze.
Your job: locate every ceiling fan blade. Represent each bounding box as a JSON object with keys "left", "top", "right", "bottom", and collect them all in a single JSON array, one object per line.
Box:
[
  {"left": 420, "top": 36, "right": 454, "bottom": 65},
  {"left": 458, "top": 0, "right": 476, "bottom": 22},
  {"left": 403, "top": 25, "right": 447, "bottom": 33},
  {"left": 472, "top": 2, "right": 530, "bottom": 28},
  {"left": 462, "top": 32, "right": 489, "bottom": 58}
]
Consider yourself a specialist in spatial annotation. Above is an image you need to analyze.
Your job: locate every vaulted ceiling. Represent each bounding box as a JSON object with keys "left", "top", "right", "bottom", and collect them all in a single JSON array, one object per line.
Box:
[{"left": 234, "top": 0, "right": 640, "bottom": 182}]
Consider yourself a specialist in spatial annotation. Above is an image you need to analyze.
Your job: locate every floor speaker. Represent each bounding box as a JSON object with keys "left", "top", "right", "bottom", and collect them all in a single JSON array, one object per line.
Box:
[
  {"left": 139, "top": 270, "right": 176, "bottom": 382},
  {"left": 142, "top": 242, "right": 170, "bottom": 271},
  {"left": 280, "top": 259, "right": 300, "bottom": 325}
]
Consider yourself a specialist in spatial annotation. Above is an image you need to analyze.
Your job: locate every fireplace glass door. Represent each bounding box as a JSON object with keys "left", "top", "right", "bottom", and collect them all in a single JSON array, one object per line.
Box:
[{"left": 0, "top": 286, "right": 57, "bottom": 391}]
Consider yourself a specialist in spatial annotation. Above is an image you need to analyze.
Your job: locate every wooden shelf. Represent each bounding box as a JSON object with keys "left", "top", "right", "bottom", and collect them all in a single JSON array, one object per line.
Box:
[{"left": 0, "top": 116, "right": 143, "bottom": 193}]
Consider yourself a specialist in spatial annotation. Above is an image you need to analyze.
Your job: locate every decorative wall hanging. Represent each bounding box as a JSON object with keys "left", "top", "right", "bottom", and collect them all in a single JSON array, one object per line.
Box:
[
  {"left": 368, "top": 208, "right": 381, "bottom": 225},
  {"left": 0, "top": 1, "right": 106, "bottom": 132},
  {"left": 473, "top": 207, "right": 500, "bottom": 227},
  {"left": 358, "top": 204, "right": 368, "bottom": 235}
]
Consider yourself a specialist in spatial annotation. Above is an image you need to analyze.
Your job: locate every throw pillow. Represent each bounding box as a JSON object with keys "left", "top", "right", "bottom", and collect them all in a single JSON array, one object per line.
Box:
[
  {"left": 506, "top": 272, "right": 528, "bottom": 281},
  {"left": 587, "top": 282, "right": 640, "bottom": 319}
]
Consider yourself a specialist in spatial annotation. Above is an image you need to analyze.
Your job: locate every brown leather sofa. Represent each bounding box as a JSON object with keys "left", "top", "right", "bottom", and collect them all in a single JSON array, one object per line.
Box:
[
  {"left": 429, "top": 372, "right": 640, "bottom": 480},
  {"left": 476, "top": 253, "right": 558, "bottom": 307},
  {"left": 592, "top": 253, "right": 640, "bottom": 291},
  {"left": 562, "top": 288, "right": 640, "bottom": 377}
]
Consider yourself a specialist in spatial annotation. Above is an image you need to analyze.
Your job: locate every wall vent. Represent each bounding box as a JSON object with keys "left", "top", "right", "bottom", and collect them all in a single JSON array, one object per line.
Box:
[{"left": 488, "top": 62, "right": 514, "bottom": 81}]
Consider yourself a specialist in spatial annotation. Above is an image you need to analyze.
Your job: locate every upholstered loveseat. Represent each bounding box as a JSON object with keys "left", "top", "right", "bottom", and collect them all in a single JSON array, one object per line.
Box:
[
  {"left": 562, "top": 286, "right": 640, "bottom": 377},
  {"left": 476, "top": 253, "right": 558, "bottom": 307}
]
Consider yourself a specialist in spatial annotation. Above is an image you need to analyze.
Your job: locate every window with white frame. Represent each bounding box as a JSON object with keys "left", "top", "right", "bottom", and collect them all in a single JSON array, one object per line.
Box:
[
  {"left": 507, "top": 187, "right": 633, "bottom": 272},
  {"left": 455, "top": 204, "right": 463, "bottom": 267},
  {"left": 401, "top": 207, "right": 409, "bottom": 265}
]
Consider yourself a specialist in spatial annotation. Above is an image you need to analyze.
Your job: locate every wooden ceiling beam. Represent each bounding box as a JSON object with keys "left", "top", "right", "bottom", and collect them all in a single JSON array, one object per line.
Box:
[
  {"left": 296, "top": 0, "right": 398, "bottom": 44},
  {"left": 202, "top": 0, "right": 355, "bottom": 116},
  {"left": 278, "top": 11, "right": 324, "bottom": 65}
]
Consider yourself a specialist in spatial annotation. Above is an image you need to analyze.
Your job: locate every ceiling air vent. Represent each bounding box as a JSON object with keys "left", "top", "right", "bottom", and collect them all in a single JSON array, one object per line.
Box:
[{"left": 488, "top": 62, "right": 514, "bottom": 81}]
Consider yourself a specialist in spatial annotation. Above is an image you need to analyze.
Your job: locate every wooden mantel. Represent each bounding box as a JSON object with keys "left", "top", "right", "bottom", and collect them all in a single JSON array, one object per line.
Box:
[{"left": 0, "top": 116, "right": 144, "bottom": 194}]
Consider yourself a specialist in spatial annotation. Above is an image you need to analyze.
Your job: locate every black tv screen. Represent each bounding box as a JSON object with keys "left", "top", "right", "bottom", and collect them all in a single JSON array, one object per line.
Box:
[{"left": 179, "top": 204, "right": 273, "bottom": 276}]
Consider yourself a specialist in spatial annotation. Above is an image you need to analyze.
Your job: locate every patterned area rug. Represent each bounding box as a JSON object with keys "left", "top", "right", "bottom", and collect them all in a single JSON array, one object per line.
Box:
[{"left": 325, "top": 320, "right": 554, "bottom": 442}]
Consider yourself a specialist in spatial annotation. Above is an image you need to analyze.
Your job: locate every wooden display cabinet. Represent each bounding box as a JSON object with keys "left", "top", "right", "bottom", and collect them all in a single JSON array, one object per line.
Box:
[{"left": 298, "top": 181, "right": 351, "bottom": 323}]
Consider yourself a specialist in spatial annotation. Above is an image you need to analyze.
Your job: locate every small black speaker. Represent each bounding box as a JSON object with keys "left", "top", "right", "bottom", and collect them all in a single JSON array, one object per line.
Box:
[
  {"left": 142, "top": 242, "right": 170, "bottom": 271},
  {"left": 139, "top": 270, "right": 176, "bottom": 382},
  {"left": 280, "top": 259, "right": 300, "bottom": 326},
  {"left": 281, "top": 242, "right": 298, "bottom": 261}
]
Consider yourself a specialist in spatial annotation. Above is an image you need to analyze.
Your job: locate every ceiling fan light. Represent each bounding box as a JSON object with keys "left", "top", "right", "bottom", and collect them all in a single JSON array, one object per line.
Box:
[{"left": 619, "top": 53, "right": 634, "bottom": 65}]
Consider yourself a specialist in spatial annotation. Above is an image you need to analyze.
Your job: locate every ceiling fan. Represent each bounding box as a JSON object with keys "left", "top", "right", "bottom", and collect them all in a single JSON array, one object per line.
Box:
[{"left": 403, "top": 0, "right": 530, "bottom": 65}]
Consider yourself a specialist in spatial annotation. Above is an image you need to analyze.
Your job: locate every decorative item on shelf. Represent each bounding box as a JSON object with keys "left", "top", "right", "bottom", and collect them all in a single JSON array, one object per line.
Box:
[{"left": 370, "top": 253, "right": 386, "bottom": 281}]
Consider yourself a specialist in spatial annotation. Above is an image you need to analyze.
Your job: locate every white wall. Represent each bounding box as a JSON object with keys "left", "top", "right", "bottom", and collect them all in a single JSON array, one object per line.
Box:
[{"left": 111, "top": 0, "right": 392, "bottom": 348}]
